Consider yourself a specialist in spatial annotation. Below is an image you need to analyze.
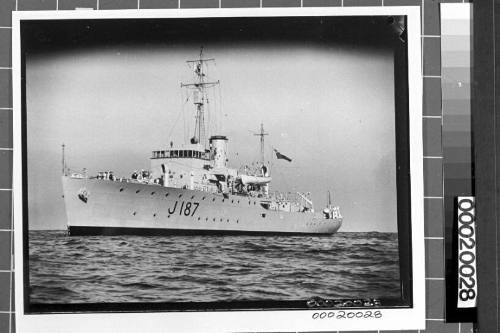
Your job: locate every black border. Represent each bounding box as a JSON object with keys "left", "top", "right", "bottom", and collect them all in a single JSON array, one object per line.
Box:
[
  {"left": 475, "top": 1, "right": 498, "bottom": 332},
  {"left": 393, "top": 19, "right": 413, "bottom": 305},
  {"left": 20, "top": 15, "right": 413, "bottom": 314}
]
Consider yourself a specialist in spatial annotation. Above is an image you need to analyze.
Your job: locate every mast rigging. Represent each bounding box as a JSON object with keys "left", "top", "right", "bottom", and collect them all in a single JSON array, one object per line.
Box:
[
  {"left": 254, "top": 123, "right": 268, "bottom": 165},
  {"left": 180, "top": 47, "right": 220, "bottom": 148}
]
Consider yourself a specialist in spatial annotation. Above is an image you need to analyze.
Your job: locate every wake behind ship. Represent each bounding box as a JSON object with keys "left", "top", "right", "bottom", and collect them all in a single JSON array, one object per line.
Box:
[{"left": 62, "top": 49, "right": 343, "bottom": 236}]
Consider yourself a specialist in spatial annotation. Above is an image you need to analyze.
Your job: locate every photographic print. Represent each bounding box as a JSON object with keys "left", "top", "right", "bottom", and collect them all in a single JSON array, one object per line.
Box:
[{"left": 13, "top": 7, "right": 425, "bottom": 333}]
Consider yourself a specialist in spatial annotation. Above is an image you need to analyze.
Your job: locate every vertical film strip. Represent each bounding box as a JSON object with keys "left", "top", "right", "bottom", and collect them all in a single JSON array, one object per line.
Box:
[{"left": 441, "top": 3, "right": 476, "bottom": 323}]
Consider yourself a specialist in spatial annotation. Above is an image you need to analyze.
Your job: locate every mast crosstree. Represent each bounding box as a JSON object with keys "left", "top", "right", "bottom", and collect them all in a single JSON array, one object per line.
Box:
[{"left": 181, "top": 47, "right": 220, "bottom": 148}]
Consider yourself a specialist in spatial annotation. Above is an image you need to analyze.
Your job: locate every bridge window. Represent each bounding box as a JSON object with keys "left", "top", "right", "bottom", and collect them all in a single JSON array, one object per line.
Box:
[{"left": 188, "top": 150, "right": 193, "bottom": 158}]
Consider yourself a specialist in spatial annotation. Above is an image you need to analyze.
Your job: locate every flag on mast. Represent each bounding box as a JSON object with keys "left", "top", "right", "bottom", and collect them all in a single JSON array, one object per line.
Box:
[{"left": 273, "top": 148, "right": 292, "bottom": 162}]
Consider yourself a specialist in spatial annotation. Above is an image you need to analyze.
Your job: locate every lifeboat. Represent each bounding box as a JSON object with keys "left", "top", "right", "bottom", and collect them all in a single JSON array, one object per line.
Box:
[{"left": 239, "top": 174, "right": 272, "bottom": 185}]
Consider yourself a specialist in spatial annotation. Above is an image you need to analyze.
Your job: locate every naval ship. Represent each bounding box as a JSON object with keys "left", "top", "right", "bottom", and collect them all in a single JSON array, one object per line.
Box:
[{"left": 61, "top": 50, "right": 343, "bottom": 236}]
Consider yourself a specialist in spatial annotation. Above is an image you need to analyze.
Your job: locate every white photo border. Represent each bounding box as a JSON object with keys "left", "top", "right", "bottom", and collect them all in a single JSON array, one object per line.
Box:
[{"left": 12, "top": 7, "right": 424, "bottom": 333}]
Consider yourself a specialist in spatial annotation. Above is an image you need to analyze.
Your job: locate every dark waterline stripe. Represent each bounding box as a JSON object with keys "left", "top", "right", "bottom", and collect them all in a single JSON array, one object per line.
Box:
[{"left": 68, "top": 226, "right": 336, "bottom": 237}]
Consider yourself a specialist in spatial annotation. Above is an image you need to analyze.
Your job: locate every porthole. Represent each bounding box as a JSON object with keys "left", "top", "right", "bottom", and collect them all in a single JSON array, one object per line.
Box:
[
  {"left": 165, "top": 193, "right": 169, "bottom": 197},
  {"left": 222, "top": 199, "right": 225, "bottom": 202},
  {"left": 168, "top": 215, "right": 171, "bottom": 218},
  {"left": 178, "top": 194, "right": 183, "bottom": 198},
  {"left": 153, "top": 213, "right": 157, "bottom": 217},
  {"left": 202, "top": 196, "right": 206, "bottom": 200},
  {"left": 212, "top": 198, "right": 216, "bottom": 202},
  {"left": 231, "top": 200, "right": 234, "bottom": 203},
  {"left": 151, "top": 192, "right": 155, "bottom": 195},
  {"left": 119, "top": 188, "right": 124, "bottom": 192},
  {"left": 226, "top": 219, "right": 229, "bottom": 222},
  {"left": 191, "top": 195, "right": 195, "bottom": 199},
  {"left": 261, "top": 213, "right": 266, "bottom": 218},
  {"left": 136, "top": 190, "right": 140, "bottom": 194},
  {"left": 220, "top": 218, "right": 223, "bottom": 222},
  {"left": 205, "top": 217, "right": 208, "bottom": 221},
  {"left": 197, "top": 217, "right": 201, "bottom": 221},
  {"left": 132, "top": 212, "right": 137, "bottom": 216},
  {"left": 213, "top": 218, "right": 216, "bottom": 222}
]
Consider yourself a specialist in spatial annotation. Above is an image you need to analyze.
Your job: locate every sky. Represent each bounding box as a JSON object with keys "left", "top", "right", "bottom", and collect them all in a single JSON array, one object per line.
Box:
[{"left": 25, "top": 17, "right": 399, "bottom": 232}]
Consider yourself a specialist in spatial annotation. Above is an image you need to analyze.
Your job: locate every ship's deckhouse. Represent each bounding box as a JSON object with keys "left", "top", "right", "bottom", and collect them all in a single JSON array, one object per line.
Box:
[
  {"left": 150, "top": 143, "right": 208, "bottom": 181},
  {"left": 149, "top": 136, "right": 235, "bottom": 194}
]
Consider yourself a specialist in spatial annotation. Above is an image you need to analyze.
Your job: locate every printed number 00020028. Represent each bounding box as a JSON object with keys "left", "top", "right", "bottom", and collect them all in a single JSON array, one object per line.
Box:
[
  {"left": 311, "top": 310, "right": 382, "bottom": 320},
  {"left": 457, "top": 197, "right": 477, "bottom": 306}
]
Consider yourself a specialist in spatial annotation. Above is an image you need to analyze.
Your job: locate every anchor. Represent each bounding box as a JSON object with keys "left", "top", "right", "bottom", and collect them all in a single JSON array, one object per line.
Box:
[{"left": 78, "top": 188, "right": 89, "bottom": 203}]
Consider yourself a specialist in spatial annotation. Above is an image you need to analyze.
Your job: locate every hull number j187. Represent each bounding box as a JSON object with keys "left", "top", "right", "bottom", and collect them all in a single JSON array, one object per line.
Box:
[{"left": 168, "top": 201, "right": 200, "bottom": 216}]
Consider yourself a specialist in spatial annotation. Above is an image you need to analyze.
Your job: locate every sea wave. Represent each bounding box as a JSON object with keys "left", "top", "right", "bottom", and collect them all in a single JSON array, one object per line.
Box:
[{"left": 29, "top": 230, "right": 400, "bottom": 304}]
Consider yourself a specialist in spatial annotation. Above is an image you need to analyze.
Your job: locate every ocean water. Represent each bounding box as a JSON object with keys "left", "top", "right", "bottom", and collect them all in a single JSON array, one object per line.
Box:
[{"left": 29, "top": 230, "right": 400, "bottom": 304}]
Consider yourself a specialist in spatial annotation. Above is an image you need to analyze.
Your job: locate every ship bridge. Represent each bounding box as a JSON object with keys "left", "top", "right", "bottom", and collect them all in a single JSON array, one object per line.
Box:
[
  {"left": 151, "top": 143, "right": 210, "bottom": 160},
  {"left": 149, "top": 143, "right": 214, "bottom": 184},
  {"left": 151, "top": 148, "right": 210, "bottom": 160}
]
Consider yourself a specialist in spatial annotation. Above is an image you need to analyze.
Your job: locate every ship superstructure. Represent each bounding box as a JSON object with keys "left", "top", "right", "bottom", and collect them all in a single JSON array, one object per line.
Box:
[{"left": 62, "top": 49, "right": 342, "bottom": 236}]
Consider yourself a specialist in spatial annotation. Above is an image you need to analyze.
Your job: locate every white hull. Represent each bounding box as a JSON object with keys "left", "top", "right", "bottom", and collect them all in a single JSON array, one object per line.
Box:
[{"left": 62, "top": 176, "right": 342, "bottom": 236}]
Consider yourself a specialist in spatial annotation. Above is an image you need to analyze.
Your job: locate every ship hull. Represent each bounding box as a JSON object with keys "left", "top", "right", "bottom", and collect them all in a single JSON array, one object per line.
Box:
[{"left": 62, "top": 176, "right": 342, "bottom": 236}]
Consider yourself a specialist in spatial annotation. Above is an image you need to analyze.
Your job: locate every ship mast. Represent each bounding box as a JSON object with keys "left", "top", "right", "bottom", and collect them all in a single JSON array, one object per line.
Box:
[
  {"left": 254, "top": 123, "right": 268, "bottom": 165},
  {"left": 181, "top": 47, "right": 220, "bottom": 149},
  {"left": 61, "top": 143, "right": 66, "bottom": 176}
]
